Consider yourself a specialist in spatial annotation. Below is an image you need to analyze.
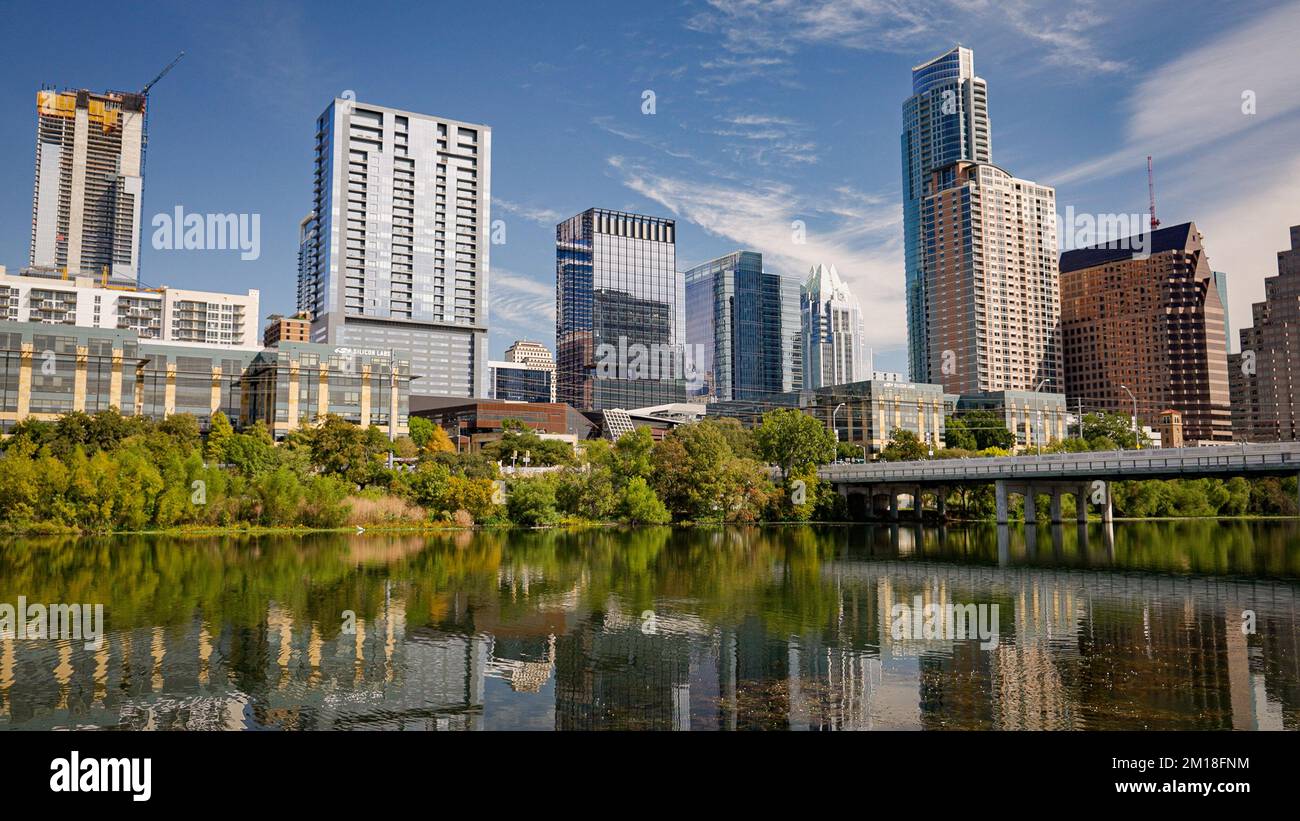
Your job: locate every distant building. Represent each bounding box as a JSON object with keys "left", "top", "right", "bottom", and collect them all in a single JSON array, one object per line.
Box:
[
  {"left": 1061, "top": 222, "right": 1232, "bottom": 443},
  {"left": 503, "top": 340, "right": 556, "bottom": 401},
  {"left": 1155, "top": 409, "right": 1184, "bottom": 449},
  {"left": 955, "top": 390, "right": 1068, "bottom": 449},
  {"left": 263, "top": 312, "right": 312, "bottom": 347},
  {"left": 30, "top": 88, "right": 145, "bottom": 284},
  {"left": 801, "top": 263, "right": 867, "bottom": 389},
  {"left": 0, "top": 269, "right": 259, "bottom": 347},
  {"left": 1212, "top": 271, "right": 1231, "bottom": 352},
  {"left": 1231, "top": 226, "right": 1300, "bottom": 442},
  {"left": 299, "top": 98, "right": 491, "bottom": 398},
  {"left": 902, "top": 46, "right": 991, "bottom": 382},
  {"left": 684, "top": 250, "right": 787, "bottom": 401},
  {"left": 555, "top": 208, "right": 685, "bottom": 410},
  {"left": 410, "top": 397, "right": 594, "bottom": 452},
  {"left": 709, "top": 376, "right": 949, "bottom": 455},
  {"left": 489, "top": 360, "right": 553, "bottom": 404}
]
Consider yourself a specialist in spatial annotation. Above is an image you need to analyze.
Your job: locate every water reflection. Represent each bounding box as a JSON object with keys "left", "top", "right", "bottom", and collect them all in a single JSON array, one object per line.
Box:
[{"left": 0, "top": 522, "right": 1297, "bottom": 730}]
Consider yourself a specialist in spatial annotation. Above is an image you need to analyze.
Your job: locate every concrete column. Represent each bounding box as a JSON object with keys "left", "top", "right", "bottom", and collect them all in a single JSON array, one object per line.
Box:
[
  {"left": 1050, "top": 489, "right": 1063, "bottom": 524},
  {"left": 133, "top": 365, "right": 144, "bottom": 416},
  {"left": 913, "top": 486, "right": 923, "bottom": 520},
  {"left": 163, "top": 362, "right": 176, "bottom": 418},
  {"left": 317, "top": 364, "right": 329, "bottom": 421},
  {"left": 889, "top": 491, "right": 899, "bottom": 521},
  {"left": 359, "top": 364, "right": 372, "bottom": 428},
  {"left": 1077, "top": 483, "right": 1089, "bottom": 524},
  {"left": 286, "top": 362, "right": 300, "bottom": 432},
  {"left": 109, "top": 348, "right": 123, "bottom": 410},
  {"left": 209, "top": 365, "right": 222, "bottom": 417},
  {"left": 390, "top": 371, "right": 400, "bottom": 439},
  {"left": 936, "top": 487, "right": 947, "bottom": 520},
  {"left": 1024, "top": 485, "right": 1036, "bottom": 523},
  {"left": 995, "top": 480, "right": 1009, "bottom": 524},
  {"left": 73, "top": 345, "right": 88, "bottom": 412},
  {"left": 1101, "top": 481, "right": 1113, "bottom": 524},
  {"left": 16, "top": 342, "right": 32, "bottom": 419}
]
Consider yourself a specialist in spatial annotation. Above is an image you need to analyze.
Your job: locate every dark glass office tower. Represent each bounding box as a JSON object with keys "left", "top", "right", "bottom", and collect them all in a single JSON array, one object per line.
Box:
[
  {"left": 555, "top": 208, "right": 685, "bottom": 410},
  {"left": 684, "top": 250, "right": 786, "bottom": 402}
]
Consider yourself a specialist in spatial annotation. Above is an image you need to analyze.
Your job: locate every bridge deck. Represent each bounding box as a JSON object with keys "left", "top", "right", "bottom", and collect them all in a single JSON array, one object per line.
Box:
[{"left": 820, "top": 442, "right": 1300, "bottom": 486}]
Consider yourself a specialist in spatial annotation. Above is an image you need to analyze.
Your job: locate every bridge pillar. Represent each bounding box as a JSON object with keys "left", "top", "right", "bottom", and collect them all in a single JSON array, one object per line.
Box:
[
  {"left": 913, "top": 486, "right": 923, "bottom": 520},
  {"left": 1050, "top": 489, "right": 1063, "bottom": 524},
  {"left": 936, "top": 487, "right": 947, "bottom": 520},
  {"left": 1023, "top": 486, "right": 1036, "bottom": 523},
  {"left": 995, "top": 480, "right": 1009, "bottom": 524},
  {"left": 889, "top": 490, "right": 899, "bottom": 521},
  {"left": 1077, "top": 483, "right": 1089, "bottom": 524},
  {"left": 1101, "top": 481, "right": 1114, "bottom": 524}
]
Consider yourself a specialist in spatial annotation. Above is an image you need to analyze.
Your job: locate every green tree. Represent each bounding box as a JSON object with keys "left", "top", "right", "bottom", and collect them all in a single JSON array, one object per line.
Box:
[
  {"left": 957, "top": 409, "right": 1015, "bottom": 451},
  {"left": 619, "top": 476, "right": 671, "bottom": 524},
  {"left": 506, "top": 477, "right": 560, "bottom": 526},
  {"left": 943, "top": 415, "right": 978, "bottom": 450},
  {"left": 880, "top": 429, "right": 928, "bottom": 462},
  {"left": 754, "top": 408, "right": 836, "bottom": 480},
  {"left": 206, "top": 411, "right": 235, "bottom": 462}
]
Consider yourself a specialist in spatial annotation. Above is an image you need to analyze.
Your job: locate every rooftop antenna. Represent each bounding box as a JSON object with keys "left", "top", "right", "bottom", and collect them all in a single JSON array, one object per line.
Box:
[{"left": 1147, "top": 155, "right": 1160, "bottom": 230}]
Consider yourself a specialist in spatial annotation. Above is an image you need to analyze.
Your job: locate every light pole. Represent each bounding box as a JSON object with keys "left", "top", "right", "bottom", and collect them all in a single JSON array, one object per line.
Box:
[
  {"left": 832, "top": 402, "right": 846, "bottom": 454},
  {"left": 1120, "top": 384, "right": 1138, "bottom": 449}
]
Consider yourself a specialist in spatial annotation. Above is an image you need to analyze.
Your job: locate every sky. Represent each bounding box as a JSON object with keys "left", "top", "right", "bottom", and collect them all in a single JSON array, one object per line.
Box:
[{"left": 1, "top": 0, "right": 1298, "bottom": 373}]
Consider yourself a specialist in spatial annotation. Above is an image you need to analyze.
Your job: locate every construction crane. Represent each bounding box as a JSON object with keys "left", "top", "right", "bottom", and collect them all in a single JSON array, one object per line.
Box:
[
  {"left": 139, "top": 51, "right": 185, "bottom": 191},
  {"left": 1147, "top": 155, "right": 1160, "bottom": 230}
]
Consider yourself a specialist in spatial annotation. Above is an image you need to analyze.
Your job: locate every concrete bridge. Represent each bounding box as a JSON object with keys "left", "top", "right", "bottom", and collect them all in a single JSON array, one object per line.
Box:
[{"left": 819, "top": 442, "right": 1300, "bottom": 524}]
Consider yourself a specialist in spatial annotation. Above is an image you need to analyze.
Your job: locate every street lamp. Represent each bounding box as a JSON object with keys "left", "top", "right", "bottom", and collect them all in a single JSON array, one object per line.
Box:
[
  {"left": 832, "top": 402, "right": 846, "bottom": 443},
  {"left": 1119, "top": 384, "right": 1138, "bottom": 450}
]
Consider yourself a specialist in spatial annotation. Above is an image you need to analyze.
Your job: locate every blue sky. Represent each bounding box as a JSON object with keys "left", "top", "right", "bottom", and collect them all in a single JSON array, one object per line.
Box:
[{"left": 2, "top": 0, "right": 1298, "bottom": 373}]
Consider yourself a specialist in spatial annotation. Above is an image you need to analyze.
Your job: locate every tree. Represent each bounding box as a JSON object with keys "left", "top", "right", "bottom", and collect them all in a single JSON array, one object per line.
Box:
[
  {"left": 408, "top": 416, "right": 434, "bottom": 449},
  {"left": 943, "top": 415, "right": 978, "bottom": 450},
  {"left": 753, "top": 408, "right": 836, "bottom": 480},
  {"left": 880, "top": 429, "right": 928, "bottom": 462},
  {"left": 957, "top": 409, "right": 1015, "bottom": 451},
  {"left": 1083, "top": 412, "right": 1150, "bottom": 450},
  {"left": 506, "top": 477, "right": 560, "bottom": 526},
  {"left": 206, "top": 411, "right": 235, "bottom": 463},
  {"left": 620, "top": 477, "right": 671, "bottom": 524}
]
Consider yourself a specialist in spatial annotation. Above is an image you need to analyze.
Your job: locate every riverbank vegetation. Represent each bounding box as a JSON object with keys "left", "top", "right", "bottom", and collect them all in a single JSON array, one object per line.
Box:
[{"left": 0, "top": 407, "right": 1293, "bottom": 534}]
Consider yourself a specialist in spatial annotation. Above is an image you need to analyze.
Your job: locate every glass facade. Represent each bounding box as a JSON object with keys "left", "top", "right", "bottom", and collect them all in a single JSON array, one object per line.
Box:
[
  {"left": 556, "top": 209, "right": 685, "bottom": 410},
  {"left": 490, "top": 363, "right": 553, "bottom": 404},
  {"left": 684, "top": 251, "right": 786, "bottom": 402}
]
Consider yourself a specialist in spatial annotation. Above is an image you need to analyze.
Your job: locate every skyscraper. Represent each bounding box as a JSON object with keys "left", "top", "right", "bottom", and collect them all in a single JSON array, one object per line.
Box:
[
  {"left": 922, "top": 160, "right": 1061, "bottom": 394},
  {"left": 800, "top": 263, "right": 867, "bottom": 389},
  {"left": 301, "top": 98, "right": 490, "bottom": 398},
  {"left": 901, "top": 46, "right": 990, "bottom": 383},
  {"left": 1061, "top": 222, "right": 1232, "bottom": 444},
  {"left": 555, "top": 208, "right": 685, "bottom": 410},
  {"left": 503, "top": 339, "right": 556, "bottom": 402},
  {"left": 30, "top": 88, "right": 145, "bottom": 283},
  {"left": 684, "top": 250, "right": 787, "bottom": 402},
  {"left": 1230, "top": 226, "right": 1300, "bottom": 442}
]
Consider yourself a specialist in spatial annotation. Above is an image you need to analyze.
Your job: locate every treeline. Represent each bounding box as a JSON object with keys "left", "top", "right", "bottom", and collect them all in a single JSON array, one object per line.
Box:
[{"left": 0, "top": 407, "right": 1294, "bottom": 533}]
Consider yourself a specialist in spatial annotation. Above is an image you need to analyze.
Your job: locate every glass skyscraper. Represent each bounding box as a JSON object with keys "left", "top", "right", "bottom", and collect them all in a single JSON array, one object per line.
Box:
[
  {"left": 555, "top": 208, "right": 685, "bottom": 410},
  {"left": 684, "top": 250, "right": 787, "bottom": 402},
  {"left": 901, "top": 46, "right": 990, "bottom": 382}
]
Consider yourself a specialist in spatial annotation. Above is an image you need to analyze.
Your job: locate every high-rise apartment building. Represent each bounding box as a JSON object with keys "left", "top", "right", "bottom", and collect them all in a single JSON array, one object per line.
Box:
[
  {"left": 1061, "top": 222, "right": 1232, "bottom": 444},
  {"left": 922, "top": 160, "right": 1061, "bottom": 394},
  {"left": 801, "top": 263, "right": 867, "bottom": 389},
  {"left": 684, "top": 250, "right": 789, "bottom": 401},
  {"left": 301, "top": 98, "right": 490, "bottom": 398},
  {"left": 555, "top": 208, "right": 684, "bottom": 410},
  {"left": 901, "top": 46, "right": 990, "bottom": 382},
  {"left": 1230, "top": 226, "right": 1300, "bottom": 442},
  {"left": 779, "top": 274, "right": 803, "bottom": 393},
  {"left": 30, "top": 88, "right": 146, "bottom": 283}
]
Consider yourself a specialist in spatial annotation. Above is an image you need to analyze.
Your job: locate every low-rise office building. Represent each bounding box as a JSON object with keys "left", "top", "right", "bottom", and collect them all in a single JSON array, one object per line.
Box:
[{"left": 955, "top": 390, "right": 1069, "bottom": 448}]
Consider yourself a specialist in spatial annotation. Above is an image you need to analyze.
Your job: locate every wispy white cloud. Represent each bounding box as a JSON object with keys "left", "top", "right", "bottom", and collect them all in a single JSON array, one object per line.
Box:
[
  {"left": 495, "top": 198, "right": 563, "bottom": 227},
  {"left": 607, "top": 155, "right": 906, "bottom": 345},
  {"left": 491, "top": 267, "right": 555, "bottom": 341}
]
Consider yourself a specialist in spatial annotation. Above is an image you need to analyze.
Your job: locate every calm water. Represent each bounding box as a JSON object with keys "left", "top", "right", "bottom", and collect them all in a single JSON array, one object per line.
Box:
[{"left": 1, "top": 522, "right": 1298, "bottom": 730}]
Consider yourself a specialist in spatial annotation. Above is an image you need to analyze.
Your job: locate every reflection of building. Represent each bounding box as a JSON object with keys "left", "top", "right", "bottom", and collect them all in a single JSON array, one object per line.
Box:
[
  {"left": 1061, "top": 222, "right": 1232, "bottom": 443},
  {"left": 555, "top": 208, "right": 685, "bottom": 411},
  {"left": 30, "top": 88, "right": 145, "bottom": 283},
  {"left": 1231, "top": 226, "right": 1300, "bottom": 442},
  {"left": 801, "top": 263, "right": 867, "bottom": 389},
  {"left": 300, "top": 98, "right": 491, "bottom": 398},
  {"left": 684, "top": 250, "right": 788, "bottom": 401}
]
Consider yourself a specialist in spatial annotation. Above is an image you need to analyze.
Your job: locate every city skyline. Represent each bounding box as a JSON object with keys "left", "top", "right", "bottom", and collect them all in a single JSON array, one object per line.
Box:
[{"left": 2, "top": 1, "right": 1298, "bottom": 375}]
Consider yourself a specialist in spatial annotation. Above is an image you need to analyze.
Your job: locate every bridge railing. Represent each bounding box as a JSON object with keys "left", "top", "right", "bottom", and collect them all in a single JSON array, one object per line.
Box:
[{"left": 818, "top": 442, "right": 1300, "bottom": 484}]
